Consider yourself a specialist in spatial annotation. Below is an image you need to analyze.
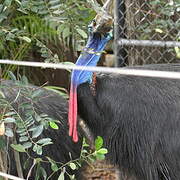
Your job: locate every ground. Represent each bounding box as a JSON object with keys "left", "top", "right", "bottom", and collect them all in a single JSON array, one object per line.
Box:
[{"left": 81, "top": 160, "right": 119, "bottom": 180}]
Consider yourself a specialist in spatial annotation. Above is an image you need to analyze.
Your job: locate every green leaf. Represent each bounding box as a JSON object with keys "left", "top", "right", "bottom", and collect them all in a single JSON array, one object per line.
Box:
[
  {"left": 19, "top": 131, "right": 28, "bottom": 136},
  {"left": 0, "top": 90, "right": 5, "bottom": 98},
  {"left": 28, "top": 126, "right": 36, "bottom": 131},
  {"left": 83, "top": 138, "right": 89, "bottom": 147},
  {"left": 175, "top": 47, "right": 180, "bottom": 59},
  {"left": 69, "top": 175, "right": 75, "bottom": 179},
  {"left": 0, "top": 137, "right": 6, "bottom": 149},
  {"left": 39, "top": 167, "right": 47, "bottom": 179},
  {"left": 35, "top": 158, "right": 42, "bottom": 163},
  {"left": 51, "top": 162, "right": 58, "bottom": 172},
  {"left": 62, "top": 27, "right": 70, "bottom": 39},
  {"left": 58, "top": 172, "right": 65, "bottom": 180},
  {"left": 96, "top": 153, "right": 105, "bottom": 160},
  {"left": 31, "top": 89, "right": 43, "bottom": 99},
  {"left": 21, "top": 75, "right": 29, "bottom": 85},
  {"left": 19, "top": 136, "right": 28, "bottom": 142},
  {"left": 88, "top": 156, "right": 96, "bottom": 163},
  {"left": 5, "top": 128, "right": 14, "bottom": 137},
  {"left": 4, "top": 117, "right": 15, "bottom": 123},
  {"left": 97, "top": 148, "right": 108, "bottom": 154},
  {"left": 19, "top": 103, "right": 32, "bottom": 110},
  {"left": 6, "top": 32, "right": 15, "bottom": 41},
  {"left": 22, "top": 142, "right": 32, "bottom": 149},
  {"left": 33, "top": 144, "right": 43, "bottom": 155},
  {"left": 14, "top": 0, "right": 21, "bottom": 5},
  {"left": 36, "top": 138, "right": 52, "bottom": 145},
  {"left": 76, "top": 28, "right": 87, "bottom": 38},
  {"left": 36, "top": 145, "right": 42, "bottom": 155},
  {"left": 46, "top": 156, "right": 59, "bottom": 172},
  {"left": 19, "top": 36, "right": 31, "bottom": 43},
  {"left": 155, "top": 28, "right": 163, "bottom": 33},
  {"left": 11, "top": 144, "right": 26, "bottom": 152},
  {"left": 95, "top": 136, "right": 103, "bottom": 150},
  {"left": 33, "top": 144, "right": 38, "bottom": 152},
  {"left": 35, "top": 114, "right": 42, "bottom": 122},
  {"left": 69, "top": 163, "right": 76, "bottom": 170},
  {"left": 44, "top": 86, "right": 68, "bottom": 98},
  {"left": 8, "top": 71, "right": 16, "bottom": 81},
  {"left": 16, "top": 128, "right": 26, "bottom": 134},
  {"left": 5, "top": 111, "right": 16, "bottom": 116},
  {"left": 4, "top": 0, "right": 13, "bottom": 7},
  {"left": 57, "top": 24, "right": 65, "bottom": 33},
  {"left": 32, "top": 125, "right": 43, "bottom": 138},
  {"left": 49, "top": 121, "right": 59, "bottom": 129}
]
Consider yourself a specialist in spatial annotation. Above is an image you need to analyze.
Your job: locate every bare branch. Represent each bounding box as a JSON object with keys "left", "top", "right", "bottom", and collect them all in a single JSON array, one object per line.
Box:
[{"left": 13, "top": 137, "right": 24, "bottom": 179}]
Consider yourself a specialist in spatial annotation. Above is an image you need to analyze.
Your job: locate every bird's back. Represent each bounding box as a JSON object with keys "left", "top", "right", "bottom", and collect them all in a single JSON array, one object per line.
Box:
[{"left": 77, "top": 63, "right": 180, "bottom": 180}]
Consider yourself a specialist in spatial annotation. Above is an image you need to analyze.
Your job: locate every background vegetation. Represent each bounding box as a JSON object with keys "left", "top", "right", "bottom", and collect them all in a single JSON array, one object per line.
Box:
[{"left": 0, "top": 0, "right": 95, "bottom": 83}]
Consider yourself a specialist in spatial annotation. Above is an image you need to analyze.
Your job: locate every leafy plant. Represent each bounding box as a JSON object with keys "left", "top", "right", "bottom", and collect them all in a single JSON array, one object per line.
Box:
[
  {"left": 0, "top": 77, "right": 55, "bottom": 155},
  {"left": 47, "top": 137, "right": 108, "bottom": 180},
  {"left": 0, "top": 73, "right": 108, "bottom": 179},
  {"left": 0, "top": 0, "right": 96, "bottom": 80}
]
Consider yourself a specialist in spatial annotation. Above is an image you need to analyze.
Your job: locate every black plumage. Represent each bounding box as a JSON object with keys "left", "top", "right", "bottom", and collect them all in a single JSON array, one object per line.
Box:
[
  {"left": 77, "top": 63, "right": 180, "bottom": 180},
  {"left": 1, "top": 80, "right": 82, "bottom": 180}
]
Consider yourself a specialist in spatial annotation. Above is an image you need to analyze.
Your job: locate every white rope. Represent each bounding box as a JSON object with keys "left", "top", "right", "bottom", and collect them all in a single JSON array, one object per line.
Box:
[
  {"left": 1, "top": 59, "right": 180, "bottom": 79},
  {"left": 0, "top": 171, "right": 24, "bottom": 180}
]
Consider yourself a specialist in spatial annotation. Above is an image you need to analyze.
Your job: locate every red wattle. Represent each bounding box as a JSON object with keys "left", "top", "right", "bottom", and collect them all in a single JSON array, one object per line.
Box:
[
  {"left": 68, "top": 88, "right": 74, "bottom": 136},
  {"left": 68, "top": 85, "right": 78, "bottom": 142}
]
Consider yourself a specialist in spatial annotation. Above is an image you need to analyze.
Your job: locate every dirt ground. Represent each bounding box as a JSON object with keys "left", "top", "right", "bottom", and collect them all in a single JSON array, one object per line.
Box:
[{"left": 80, "top": 160, "right": 119, "bottom": 180}]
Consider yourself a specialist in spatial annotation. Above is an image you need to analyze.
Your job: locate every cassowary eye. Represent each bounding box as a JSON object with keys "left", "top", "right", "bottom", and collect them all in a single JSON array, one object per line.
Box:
[{"left": 92, "top": 19, "right": 96, "bottom": 27}]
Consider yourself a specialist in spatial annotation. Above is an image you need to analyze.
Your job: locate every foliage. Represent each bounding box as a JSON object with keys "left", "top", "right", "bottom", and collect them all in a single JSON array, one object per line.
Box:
[
  {"left": 0, "top": 75, "right": 55, "bottom": 155},
  {"left": 0, "top": 0, "right": 95, "bottom": 79},
  {"left": 138, "top": 0, "right": 179, "bottom": 39},
  {"left": 137, "top": 0, "right": 180, "bottom": 58},
  {"left": 0, "top": 73, "right": 108, "bottom": 179},
  {"left": 46, "top": 137, "right": 108, "bottom": 180}
]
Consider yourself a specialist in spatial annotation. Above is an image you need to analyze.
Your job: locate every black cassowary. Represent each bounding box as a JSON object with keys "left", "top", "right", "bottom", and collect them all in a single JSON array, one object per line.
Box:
[
  {"left": 0, "top": 80, "right": 82, "bottom": 180},
  {"left": 68, "top": 31, "right": 180, "bottom": 180}
]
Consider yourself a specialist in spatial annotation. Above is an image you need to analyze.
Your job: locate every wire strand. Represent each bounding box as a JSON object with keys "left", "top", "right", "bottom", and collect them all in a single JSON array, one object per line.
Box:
[
  {"left": 0, "top": 171, "right": 24, "bottom": 180},
  {"left": 1, "top": 59, "right": 180, "bottom": 79},
  {"left": 118, "top": 38, "right": 180, "bottom": 48}
]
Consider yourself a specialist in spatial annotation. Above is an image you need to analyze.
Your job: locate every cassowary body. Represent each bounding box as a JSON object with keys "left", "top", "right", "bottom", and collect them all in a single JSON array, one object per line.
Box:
[
  {"left": 77, "top": 64, "right": 180, "bottom": 180},
  {"left": 1, "top": 80, "right": 82, "bottom": 180},
  {"left": 68, "top": 30, "right": 180, "bottom": 180}
]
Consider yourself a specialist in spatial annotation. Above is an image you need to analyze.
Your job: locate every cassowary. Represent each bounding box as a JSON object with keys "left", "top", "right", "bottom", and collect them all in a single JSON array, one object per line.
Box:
[
  {"left": 68, "top": 31, "right": 180, "bottom": 180},
  {"left": 0, "top": 80, "right": 82, "bottom": 180}
]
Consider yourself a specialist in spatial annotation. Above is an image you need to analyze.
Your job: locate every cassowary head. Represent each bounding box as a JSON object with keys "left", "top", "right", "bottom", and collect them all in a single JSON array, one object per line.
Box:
[{"left": 68, "top": 30, "right": 112, "bottom": 142}]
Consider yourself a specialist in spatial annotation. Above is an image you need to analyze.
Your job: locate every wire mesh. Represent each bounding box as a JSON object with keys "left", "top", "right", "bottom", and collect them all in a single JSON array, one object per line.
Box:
[{"left": 115, "top": 0, "right": 180, "bottom": 66}]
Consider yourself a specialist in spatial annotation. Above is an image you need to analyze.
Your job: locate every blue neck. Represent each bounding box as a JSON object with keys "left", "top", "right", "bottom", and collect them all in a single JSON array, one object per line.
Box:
[{"left": 71, "top": 32, "right": 111, "bottom": 86}]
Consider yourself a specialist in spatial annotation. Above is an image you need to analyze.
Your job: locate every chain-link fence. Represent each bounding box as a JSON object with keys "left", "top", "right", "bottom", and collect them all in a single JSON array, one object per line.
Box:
[{"left": 114, "top": 0, "right": 180, "bottom": 67}]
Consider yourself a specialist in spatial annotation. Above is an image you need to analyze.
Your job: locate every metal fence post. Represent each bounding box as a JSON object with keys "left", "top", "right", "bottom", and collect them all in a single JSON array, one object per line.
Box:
[{"left": 114, "top": 0, "right": 127, "bottom": 67}]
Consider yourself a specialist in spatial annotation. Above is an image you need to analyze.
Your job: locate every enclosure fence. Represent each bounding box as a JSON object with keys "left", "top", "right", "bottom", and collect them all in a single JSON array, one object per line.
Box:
[
  {"left": 114, "top": 0, "right": 180, "bottom": 66},
  {"left": 0, "top": 0, "right": 180, "bottom": 179}
]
